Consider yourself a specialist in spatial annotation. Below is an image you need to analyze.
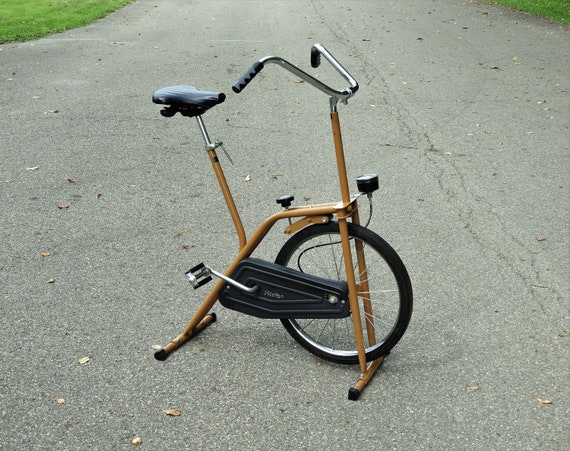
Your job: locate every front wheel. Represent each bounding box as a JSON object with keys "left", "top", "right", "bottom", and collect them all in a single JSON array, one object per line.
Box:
[{"left": 275, "top": 222, "right": 412, "bottom": 364}]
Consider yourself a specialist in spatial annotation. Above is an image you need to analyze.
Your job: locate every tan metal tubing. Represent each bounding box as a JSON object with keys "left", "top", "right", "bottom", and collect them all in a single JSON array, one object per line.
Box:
[
  {"left": 330, "top": 112, "right": 351, "bottom": 206},
  {"left": 207, "top": 148, "right": 247, "bottom": 250}
]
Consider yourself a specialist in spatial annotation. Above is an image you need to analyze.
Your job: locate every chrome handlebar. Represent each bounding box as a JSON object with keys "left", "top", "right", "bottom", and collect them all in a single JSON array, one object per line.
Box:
[{"left": 232, "top": 43, "right": 359, "bottom": 110}]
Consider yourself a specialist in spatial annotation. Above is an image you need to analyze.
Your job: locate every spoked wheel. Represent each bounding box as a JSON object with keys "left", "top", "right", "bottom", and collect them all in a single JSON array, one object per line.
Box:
[{"left": 275, "top": 221, "right": 412, "bottom": 364}]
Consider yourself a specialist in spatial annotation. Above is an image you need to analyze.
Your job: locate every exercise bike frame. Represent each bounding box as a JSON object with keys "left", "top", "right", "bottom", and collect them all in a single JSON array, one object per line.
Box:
[{"left": 155, "top": 44, "right": 385, "bottom": 400}]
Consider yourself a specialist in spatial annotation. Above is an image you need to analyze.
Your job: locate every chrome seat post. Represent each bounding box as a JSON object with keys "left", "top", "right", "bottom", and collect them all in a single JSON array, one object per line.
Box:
[{"left": 195, "top": 115, "right": 214, "bottom": 149}]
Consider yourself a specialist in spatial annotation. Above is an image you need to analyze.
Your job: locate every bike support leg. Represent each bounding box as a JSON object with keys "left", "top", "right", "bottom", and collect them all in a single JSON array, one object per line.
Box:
[
  {"left": 154, "top": 280, "right": 224, "bottom": 361},
  {"left": 336, "top": 218, "right": 386, "bottom": 400},
  {"left": 348, "top": 355, "right": 386, "bottom": 400}
]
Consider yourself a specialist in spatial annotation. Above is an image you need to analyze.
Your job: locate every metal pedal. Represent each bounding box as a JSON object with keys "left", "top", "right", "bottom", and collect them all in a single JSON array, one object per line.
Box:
[{"left": 185, "top": 263, "right": 212, "bottom": 289}]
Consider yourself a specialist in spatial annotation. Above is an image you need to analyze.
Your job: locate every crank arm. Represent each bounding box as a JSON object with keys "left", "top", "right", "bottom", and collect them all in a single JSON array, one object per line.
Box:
[
  {"left": 186, "top": 263, "right": 258, "bottom": 294},
  {"left": 209, "top": 267, "right": 258, "bottom": 294}
]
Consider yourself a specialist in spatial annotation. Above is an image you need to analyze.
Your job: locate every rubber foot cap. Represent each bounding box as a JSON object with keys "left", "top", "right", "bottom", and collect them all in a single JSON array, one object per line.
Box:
[
  {"left": 154, "top": 349, "right": 168, "bottom": 361},
  {"left": 348, "top": 387, "right": 361, "bottom": 401},
  {"left": 209, "top": 312, "right": 217, "bottom": 323}
]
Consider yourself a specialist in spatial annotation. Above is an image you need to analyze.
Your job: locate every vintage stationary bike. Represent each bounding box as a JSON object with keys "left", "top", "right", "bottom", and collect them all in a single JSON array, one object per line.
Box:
[{"left": 151, "top": 44, "right": 412, "bottom": 400}]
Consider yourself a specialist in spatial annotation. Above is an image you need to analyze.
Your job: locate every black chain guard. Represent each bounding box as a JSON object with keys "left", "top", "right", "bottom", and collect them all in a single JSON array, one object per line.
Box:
[{"left": 219, "top": 258, "right": 350, "bottom": 319}]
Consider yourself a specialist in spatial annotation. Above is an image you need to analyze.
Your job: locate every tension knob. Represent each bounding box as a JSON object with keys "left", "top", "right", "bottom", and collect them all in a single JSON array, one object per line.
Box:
[
  {"left": 356, "top": 174, "right": 379, "bottom": 194},
  {"left": 276, "top": 195, "right": 294, "bottom": 209}
]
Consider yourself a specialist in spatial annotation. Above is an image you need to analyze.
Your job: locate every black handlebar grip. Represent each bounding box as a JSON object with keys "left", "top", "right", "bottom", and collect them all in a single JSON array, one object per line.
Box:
[
  {"left": 310, "top": 46, "right": 321, "bottom": 68},
  {"left": 232, "top": 61, "right": 264, "bottom": 93}
]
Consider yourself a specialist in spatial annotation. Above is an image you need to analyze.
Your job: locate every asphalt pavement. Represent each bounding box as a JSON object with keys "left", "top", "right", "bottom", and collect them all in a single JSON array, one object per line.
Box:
[{"left": 1, "top": 0, "right": 568, "bottom": 449}]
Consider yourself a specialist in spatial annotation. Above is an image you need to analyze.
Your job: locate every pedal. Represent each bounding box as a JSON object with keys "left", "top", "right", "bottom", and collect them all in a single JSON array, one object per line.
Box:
[{"left": 185, "top": 263, "right": 212, "bottom": 289}]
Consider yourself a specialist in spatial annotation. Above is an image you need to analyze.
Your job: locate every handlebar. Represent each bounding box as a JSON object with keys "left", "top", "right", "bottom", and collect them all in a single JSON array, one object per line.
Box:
[
  {"left": 232, "top": 44, "right": 359, "bottom": 109},
  {"left": 232, "top": 61, "right": 264, "bottom": 94}
]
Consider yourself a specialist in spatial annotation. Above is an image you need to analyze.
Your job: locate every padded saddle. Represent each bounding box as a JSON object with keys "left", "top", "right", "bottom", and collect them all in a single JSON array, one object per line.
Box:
[{"left": 152, "top": 85, "right": 226, "bottom": 117}]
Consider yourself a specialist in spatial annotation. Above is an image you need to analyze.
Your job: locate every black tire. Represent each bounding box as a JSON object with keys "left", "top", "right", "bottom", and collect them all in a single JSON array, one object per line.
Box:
[{"left": 275, "top": 222, "right": 412, "bottom": 364}]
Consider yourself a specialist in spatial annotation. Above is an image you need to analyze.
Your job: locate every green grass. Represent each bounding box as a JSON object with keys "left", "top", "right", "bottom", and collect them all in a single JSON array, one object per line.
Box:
[
  {"left": 0, "top": 0, "right": 134, "bottom": 43},
  {"left": 486, "top": 0, "right": 570, "bottom": 24}
]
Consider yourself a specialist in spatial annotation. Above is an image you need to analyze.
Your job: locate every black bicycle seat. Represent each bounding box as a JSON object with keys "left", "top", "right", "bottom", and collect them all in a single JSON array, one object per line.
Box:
[{"left": 152, "top": 85, "right": 226, "bottom": 117}]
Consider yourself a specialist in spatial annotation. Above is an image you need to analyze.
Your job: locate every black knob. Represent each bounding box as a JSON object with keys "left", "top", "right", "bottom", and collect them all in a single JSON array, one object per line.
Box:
[{"left": 276, "top": 195, "right": 294, "bottom": 209}]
